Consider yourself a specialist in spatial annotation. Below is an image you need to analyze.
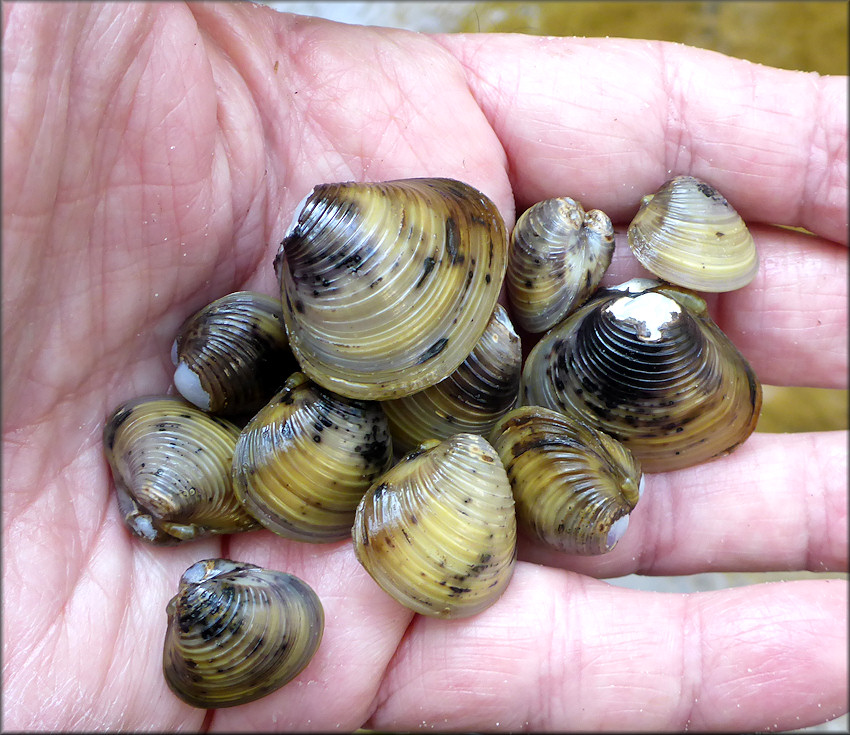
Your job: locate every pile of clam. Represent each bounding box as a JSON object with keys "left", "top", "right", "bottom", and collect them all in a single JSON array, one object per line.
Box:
[{"left": 103, "top": 175, "right": 761, "bottom": 708}]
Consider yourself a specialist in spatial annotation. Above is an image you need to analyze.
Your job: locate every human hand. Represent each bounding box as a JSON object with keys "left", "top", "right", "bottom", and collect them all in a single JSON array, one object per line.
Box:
[{"left": 3, "top": 2, "right": 846, "bottom": 731}]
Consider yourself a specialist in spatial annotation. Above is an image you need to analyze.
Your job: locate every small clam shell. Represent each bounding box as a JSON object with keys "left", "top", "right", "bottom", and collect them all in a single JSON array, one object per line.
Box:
[
  {"left": 275, "top": 177, "right": 508, "bottom": 400},
  {"left": 163, "top": 558, "right": 324, "bottom": 709},
  {"left": 507, "top": 197, "right": 614, "bottom": 332},
  {"left": 520, "top": 279, "right": 762, "bottom": 473},
  {"left": 627, "top": 176, "right": 758, "bottom": 292},
  {"left": 490, "top": 406, "right": 643, "bottom": 554},
  {"left": 103, "top": 397, "right": 259, "bottom": 544},
  {"left": 171, "top": 291, "right": 295, "bottom": 417},
  {"left": 353, "top": 433, "right": 516, "bottom": 619},
  {"left": 232, "top": 372, "right": 393, "bottom": 542},
  {"left": 382, "top": 304, "right": 521, "bottom": 456}
]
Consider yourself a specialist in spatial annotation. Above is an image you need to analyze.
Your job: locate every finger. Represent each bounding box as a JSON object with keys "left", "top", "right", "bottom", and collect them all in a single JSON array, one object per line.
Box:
[
  {"left": 209, "top": 533, "right": 413, "bottom": 731},
  {"left": 435, "top": 34, "right": 847, "bottom": 243},
  {"left": 368, "top": 565, "right": 847, "bottom": 731},
  {"left": 516, "top": 431, "right": 848, "bottom": 578},
  {"left": 591, "top": 224, "right": 848, "bottom": 389}
]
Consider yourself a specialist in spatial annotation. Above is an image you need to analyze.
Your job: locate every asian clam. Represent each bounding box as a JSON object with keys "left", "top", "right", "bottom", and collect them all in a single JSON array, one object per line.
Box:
[{"left": 102, "top": 174, "right": 761, "bottom": 707}]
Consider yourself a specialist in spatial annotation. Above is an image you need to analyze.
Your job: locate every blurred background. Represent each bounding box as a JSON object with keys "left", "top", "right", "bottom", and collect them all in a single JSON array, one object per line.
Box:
[{"left": 260, "top": 2, "right": 847, "bottom": 730}]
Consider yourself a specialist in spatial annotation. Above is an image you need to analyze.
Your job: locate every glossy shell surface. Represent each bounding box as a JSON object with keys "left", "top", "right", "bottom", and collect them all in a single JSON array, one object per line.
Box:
[
  {"left": 382, "top": 304, "right": 521, "bottom": 456},
  {"left": 163, "top": 559, "right": 324, "bottom": 709},
  {"left": 520, "top": 279, "right": 762, "bottom": 473},
  {"left": 171, "top": 291, "right": 295, "bottom": 417},
  {"left": 103, "top": 396, "right": 259, "bottom": 544},
  {"left": 491, "top": 406, "right": 643, "bottom": 554},
  {"left": 507, "top": 197, "right": 614, "bottom": 332},
  {"left": 232, "top": 372, "right": 393, "bottom": 542},
  {"left": 353, "top": 433, "right": 516, "bottom": 618},
  {"left": 275, "top": 177, "right": 508, "bottom": 400},
  {"left": 627, "top": 176, "right": 758, "bottom": 292}
]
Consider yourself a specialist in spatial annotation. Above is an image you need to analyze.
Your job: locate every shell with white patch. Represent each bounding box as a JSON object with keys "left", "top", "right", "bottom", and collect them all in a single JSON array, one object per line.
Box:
[{"left": 519, "top": 279, "right": 762, "bottom": 473}]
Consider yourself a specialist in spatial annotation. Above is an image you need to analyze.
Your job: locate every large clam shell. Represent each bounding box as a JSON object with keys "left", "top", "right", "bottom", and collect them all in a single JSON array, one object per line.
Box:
[
  {"left": 520, "top": 279, "right": 762, "bottom": 473},
  {"left": 163, "top": 558, "right": 324, "bottom": 708},
  {"left": 171, "top": 291, "right": 295, "bottom": 417},
  {"left": 275, "top": 177, "right": 508, "bottom": 400},
  {"left": 232, "top": 372, "right": 393, "bottom": 542},
  {"left": 507, "top": 197, "right": 614, "bottom": 332},
  {"left": 490, "top": 406, "right": 643, "bottom": 555},
  {"left": 103, "top": 397, "right": 259, "bottom": 544},
  {"left": 353, "top": 434, "right": 516, "bottom": 619},
  {"left": 627, "top": 176, "right": 758, "bottom": 292},
  {"left": 382, "top": 304, "right": 521, "bottom": 456}
]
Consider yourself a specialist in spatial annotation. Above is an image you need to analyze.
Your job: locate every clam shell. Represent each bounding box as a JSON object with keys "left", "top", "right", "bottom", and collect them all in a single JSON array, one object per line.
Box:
[
  {"left": 103, "top": 397, "right": 259, "bottom": 544},
  {"left": 163, "top": 558, "right": 324, "bottom": 708},
  {"left": 275, "top": 177, "right": 508, "bottom": 400},
  {"left": 382, "top": 304, "right": 521, "bottom": 456},
  {"left": 232, "top": 372, "right": 393, "bottom": 542},
  {"left": 520, "top": 279, "right": 762, "bottom": 473},
  {"left": 507, "top": 197, "right": 614, "bottom": 332},
  {"left": 353, "top": 434, "right": 516, "bottom": 619},
  {"left": 490, "top": 406, "right": 643, "bottom": 554},
  {"left": 627, "top": 176, "right": 758, "bottom": 292},
  {"left": 171, "top": 291, "right": 295, "bottom": 417}
]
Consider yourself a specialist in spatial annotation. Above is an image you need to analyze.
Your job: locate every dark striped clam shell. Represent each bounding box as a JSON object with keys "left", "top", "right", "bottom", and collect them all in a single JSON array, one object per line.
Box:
[
  {"left": 491, "top": 406, "right": 643, "bottom": 554},
  {"left": 103, "top": 396, "right": 259, "bottom": 544},
  {"left": 163, "top": 559, "right": 324, "bottom": 709},
  {"left": 520, "top": 279, "right": 762, "bottom": 473},
  {"left": 507, "top": 197, "right": 614, "bottom": 332},
  {"left": 171, "top": 291, "right": 295, "bottom": 417},
  {"left": 232, "top": 372, "right": 393, "bottom": 542},
  {"left": 382, "top": 304, "right": 521, "bottom": 456},
  {"left": 275, "top": 177, "right": 508, "bottom": 400}
]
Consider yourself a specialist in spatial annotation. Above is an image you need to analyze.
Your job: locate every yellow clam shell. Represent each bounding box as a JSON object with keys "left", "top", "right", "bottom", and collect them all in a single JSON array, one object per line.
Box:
[
  {"left": 103, "top": 396, "right": 259, "bottom": 544},
  {"left": 163, "top": 558, "right": 324, "bottom": 708},
  {"left": 353, "top": 434, "right": 516, "bottom": 619},
  {"left": 491, "top": 406, "right": 643, "bottom": 555},
  {"left": 275, "top": 178, "right": 508, "bottom": 400},
  {"left": 627, "top": 176, "right": 758, "bottom": 292},
  {"left": 232, "top": 372, "right": 393, "bottom": 542},
  {"left": 520, "top": 279, "right": 762, "bottom": 473}
]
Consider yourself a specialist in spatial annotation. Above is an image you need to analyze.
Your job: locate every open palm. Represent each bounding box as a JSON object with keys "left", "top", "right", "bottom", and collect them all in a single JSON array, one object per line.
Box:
[{"left": 3, "top": 3, "right": 847, "bottom": 731}]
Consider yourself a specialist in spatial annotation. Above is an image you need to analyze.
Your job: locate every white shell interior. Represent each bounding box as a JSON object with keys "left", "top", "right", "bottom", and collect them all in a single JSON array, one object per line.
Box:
[
  {"left": 606, "top": 292, "right": 682, "bottom": 342},
  {"left": 174, "top": 362, "right": 211, "bottom": 412},
  {"left": 606, "top": 513, "right": 630, "bottom": 549},
  {"left": 284, "top": 190, "right": 316, "bottom": 239}
]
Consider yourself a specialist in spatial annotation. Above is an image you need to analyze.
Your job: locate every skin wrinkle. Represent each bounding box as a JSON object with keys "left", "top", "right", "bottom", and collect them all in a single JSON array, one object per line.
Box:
[
  {"left": 677, "top": 593, "right": 703, "bottom": 730},
  {"left": 659, "top": 42, "right": 694, "bottom": 176}
]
